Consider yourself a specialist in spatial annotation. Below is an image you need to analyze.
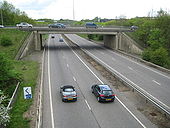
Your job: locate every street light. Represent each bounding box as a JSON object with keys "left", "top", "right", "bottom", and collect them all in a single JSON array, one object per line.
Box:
[
  {"left": 0, "top": 6, "right": 3, "bottom": 25},
  {"left": 73, "top": 0, "right": 75, "bottom": 20}
]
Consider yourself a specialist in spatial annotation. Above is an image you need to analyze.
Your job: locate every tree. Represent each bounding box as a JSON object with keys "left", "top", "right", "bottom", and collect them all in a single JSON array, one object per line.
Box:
[
  {"left": 150, "top": 47, "right": 170, "bottom": 67},
  {"left": 0, "top": 53, "right": 20, "bottom": 90},
  {"left": 156, "top": 10, "right": 170, "bottom": 54},
  {"left": 0, "top": 1, "right": 35, "bottom": 25},
  {"left": 0, "top": 90, "right": 10, "bottom": 126}
]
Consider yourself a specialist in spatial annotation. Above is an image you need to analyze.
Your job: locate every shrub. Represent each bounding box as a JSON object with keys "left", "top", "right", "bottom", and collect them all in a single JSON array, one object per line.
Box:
[
  {"left": 0, "top": 53, "right": 21, "bottom": 90},
  {"left": 87, "top": 34, "right": 94, "bottom": 40},
  {"left": 98, "top": 35, "right": 103, "bottom": 41},
  {"left": 150, "top": 47, "right": 169, "bottom": 67},
  {"left": 142, "top": 49, "right": 152, "bottom": 61},
  {"left": 0, "top": 36, "right": 13, "bottom": 46}
]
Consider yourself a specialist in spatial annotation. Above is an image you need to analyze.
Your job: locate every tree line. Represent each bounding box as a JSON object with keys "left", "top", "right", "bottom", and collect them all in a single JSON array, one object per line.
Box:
[
  {"left": 124, "top": 10, "right": 170, "bottom": 68},
  {"left": 74, "top": 10, "right": 170, "bottom": 69},
  {"left": 0, "top": 1, "right": 35, "bottom": 25}
]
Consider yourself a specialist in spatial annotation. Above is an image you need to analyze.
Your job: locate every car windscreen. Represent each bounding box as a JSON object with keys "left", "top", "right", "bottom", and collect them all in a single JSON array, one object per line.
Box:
[
  {"left": 102, "top": 90, "right": 113, "bottom": 95},
  {"left": 64, "top": 88, "right": 74, "bottom": 92}
]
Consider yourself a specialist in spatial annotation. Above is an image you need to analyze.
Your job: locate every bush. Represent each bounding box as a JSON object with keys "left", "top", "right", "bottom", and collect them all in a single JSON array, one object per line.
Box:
[
  {"left": 0, "top": 37, "right": 13, "bottom": 46},
  {"left": 142, "top": 49, "right": 152, "bottom": 61},
  {"left": 87, "top": 34, "right": 94, "bottom": 40},
  {"left": 0, "top": 53, "right": 20, "bottom": 90},
  {"left": 98, "top": 35, "right": 103, "bottom": 41},
  {"left": 142, "top": 47, "right": 170, "bottom": 68},
  {"left": 150, "top": 47, "right": 169, "bottom": 67}
]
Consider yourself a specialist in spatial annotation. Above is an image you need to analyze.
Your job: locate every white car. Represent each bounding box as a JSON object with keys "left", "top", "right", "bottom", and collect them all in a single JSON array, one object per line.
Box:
[
  {"left": 0, "top": 25, "right": 4, "bottom": 28},
  {"left": 16, "top": 22, "right": 33, "bottom": 28}
]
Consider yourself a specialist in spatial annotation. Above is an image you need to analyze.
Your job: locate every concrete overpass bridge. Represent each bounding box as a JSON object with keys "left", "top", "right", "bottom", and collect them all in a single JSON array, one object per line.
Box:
[
  {"left": 18, "top": 27, "right": 142, "bottom": 58},
  {"left": 19, "top": 27, "right": 132, "bottom": 50}
]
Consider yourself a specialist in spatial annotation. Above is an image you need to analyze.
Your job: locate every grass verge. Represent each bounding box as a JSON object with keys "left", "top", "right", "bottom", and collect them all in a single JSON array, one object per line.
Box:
[
  {"left": 0, "top": 29, "right": 39, "bottom": 127},
  {"left": 7, "top": 60, "right": 39, "bottom": 128},
  {"left": 0, "top": 29, "right": 29, "bottom": 59}
]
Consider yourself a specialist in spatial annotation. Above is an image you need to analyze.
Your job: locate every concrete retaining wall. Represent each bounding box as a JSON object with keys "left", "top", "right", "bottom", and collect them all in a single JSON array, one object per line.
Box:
[
  {"left": 119, "top": 33, "right": 143, "bottom": 55},
  {"left": 15, "top": 32, "right": 35, "bottom": 60}
]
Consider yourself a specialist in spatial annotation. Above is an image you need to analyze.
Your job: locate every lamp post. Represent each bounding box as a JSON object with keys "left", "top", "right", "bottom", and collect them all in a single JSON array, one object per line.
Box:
[
  {"left": 73, "top": 0, "right": 75, "bottom": 20},
  {"left": 0, "top": 7, "right": 3, "bottom": 25}
]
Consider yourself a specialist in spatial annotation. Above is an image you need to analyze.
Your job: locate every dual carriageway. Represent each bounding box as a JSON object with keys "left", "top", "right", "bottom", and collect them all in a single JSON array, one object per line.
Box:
[{"left": 39, "top": 31, "right": 170, "bottom": 128}]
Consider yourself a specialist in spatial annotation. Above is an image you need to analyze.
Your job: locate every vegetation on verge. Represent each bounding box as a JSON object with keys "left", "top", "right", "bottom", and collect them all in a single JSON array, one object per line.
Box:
[
  {"left": 75, "top": 10, "right": 170, "bottom": 69},
  {"left": 0, "top": 29, "right": 39, "bottom": 127},
  {"left": 7, "top": 61, "right": 38, "bottom": 128}
]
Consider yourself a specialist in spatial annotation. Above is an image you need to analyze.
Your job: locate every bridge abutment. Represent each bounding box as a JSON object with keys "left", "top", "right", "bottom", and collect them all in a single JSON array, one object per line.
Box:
[
  {"left": 34, "top": 31, "right": 42, "bottom": 50},
  {"left": 104, "top": 34, "right": 118, "bottom": 50}
]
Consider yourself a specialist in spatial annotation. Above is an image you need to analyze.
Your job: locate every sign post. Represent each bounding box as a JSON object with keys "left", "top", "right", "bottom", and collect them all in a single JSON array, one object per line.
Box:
[{"left": 23, "top": 87, "right": 32, "bottom": 99}]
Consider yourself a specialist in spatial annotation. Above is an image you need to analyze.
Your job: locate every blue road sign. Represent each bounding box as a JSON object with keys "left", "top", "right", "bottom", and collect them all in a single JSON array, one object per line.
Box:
[{"left": 23, "top": 87, "right": 32, "bottom": 99}]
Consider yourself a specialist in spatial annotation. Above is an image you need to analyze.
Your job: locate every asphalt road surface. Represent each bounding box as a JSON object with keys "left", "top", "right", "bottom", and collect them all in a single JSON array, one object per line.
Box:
[
  {"left": 65, "top": 34, "right": 170, "bottom": 114},
  {"left": 42, "top": 34, "right": 157, "bottom": 128}
]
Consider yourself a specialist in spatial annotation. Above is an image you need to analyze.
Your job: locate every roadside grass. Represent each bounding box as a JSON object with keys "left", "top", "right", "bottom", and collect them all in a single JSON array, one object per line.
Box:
[
  {"left": 0, "top": 29, "right": 29, "bottom": 59},
  {"left": 0, "top": 29, "right": 39, "bottom": 127},
  {"left": 7, "top": 60, "right": 39, "bottom": 128}
]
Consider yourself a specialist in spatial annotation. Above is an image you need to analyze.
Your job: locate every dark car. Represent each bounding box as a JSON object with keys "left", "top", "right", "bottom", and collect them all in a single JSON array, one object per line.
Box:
[
  {"left": 130, "top": 25, "right": 138, "bottom": 30},
  {"left": 51, "top": 35, "right": 55, "bottom": 38},
  {"left": 91, "top": 84, "right": 115, "bottom": 102},
  {"left": 60, "top": 85, "right": 77, "bottom": 102},
  {"left": 85, "top": 22, "right": 98, "bottom": 28},
  {"left": 48, "top": 23, "right": 66, "bottom": 28},
  {"left": 59, "top": 38, "right": 64, "bottom": 42}
]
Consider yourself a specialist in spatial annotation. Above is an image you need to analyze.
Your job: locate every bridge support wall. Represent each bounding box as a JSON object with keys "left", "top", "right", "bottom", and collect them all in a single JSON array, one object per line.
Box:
[
  {"left": 118, "top": 33, "right": 143, "bottom": 54},
  {"left": 104, "top": 33, "right": 143, "bottom": 55},
  {"left": 104, "top": 35, "right": 118, "bottom": 50},
  {"left": 34, "top": 31, "right": 42, "bottom": 50}
]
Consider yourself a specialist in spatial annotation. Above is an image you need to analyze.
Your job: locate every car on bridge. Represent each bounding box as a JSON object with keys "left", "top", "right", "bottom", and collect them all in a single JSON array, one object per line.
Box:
[
  {"left": 60, "top": 85, "right": 77, "bottom": 102},
  {"left": 91, "top": 84, "right": 115, "bottom": 102},
  {"left": 85, "top": 22, "right": 98, "bottom": 28},
  {"left": 48, "top": 23, "right": 66, "bottom": 28},
  {"left": 16, "top": 22, "right": 33, "bottom": 28},
  {"left": 0, "top": 25, "right": 4, "bottom": 28},
  {"left": 130, "top": 25, "right": 138, "bottom": 30}
]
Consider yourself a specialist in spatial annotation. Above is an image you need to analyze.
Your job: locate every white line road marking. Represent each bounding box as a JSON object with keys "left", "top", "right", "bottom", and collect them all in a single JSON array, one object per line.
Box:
[
  {"left": 112, "top": 58, "right": 116, "bottom": 61},
  {"left": 64, "top": 40, "right": 146, "bottom": 128},
  {"left": 48, "top": 40, "right": 55, "bottom": 128},
  {"left": 85, "top": 100, "right": 91, "bottom": 110},
  {"left": 78, "top": 36, "right": 170, "bottom": 80},
  {"left": 116, "top": 97, "right": 146, "bottom": 128},
  {"left": 67, "top": 64, "right": 69, "bottom": 68},
  {"left": 128, "top": 66, "right": 133, "bottom": 70},
  {"left": 108, "top": 50, "right": 170, "bottom": 80},
  {"left": 73, "top": 76, "right": 76, "bottom": 81},
  {"left": 84, "top": 49, "right": 170, "bottom": 110},
  {"left": 101, "top": 52, "right": 105, "bottom": 55},
  {"left": 153, "top": 80, "right": 161, "bottom": 85},
  {"left": 37, "top": 43, "right": 46, "bottom": 128}
]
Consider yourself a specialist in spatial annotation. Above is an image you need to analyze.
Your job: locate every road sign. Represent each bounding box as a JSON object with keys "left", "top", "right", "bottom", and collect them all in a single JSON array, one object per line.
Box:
[{"left": 23, "top": 87, "right": 32, "bottom": 99}]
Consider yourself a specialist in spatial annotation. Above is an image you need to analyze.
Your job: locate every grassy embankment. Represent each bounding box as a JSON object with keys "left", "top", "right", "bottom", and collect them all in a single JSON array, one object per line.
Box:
[{"left": 0, "top": 29, "right": 39, "bottom": 128}]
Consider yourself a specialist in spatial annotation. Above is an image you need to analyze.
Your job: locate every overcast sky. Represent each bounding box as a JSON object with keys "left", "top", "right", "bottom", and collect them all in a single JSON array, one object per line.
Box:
[{"left": 2, "top": 0, "right": 170, "bottom": 20}]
